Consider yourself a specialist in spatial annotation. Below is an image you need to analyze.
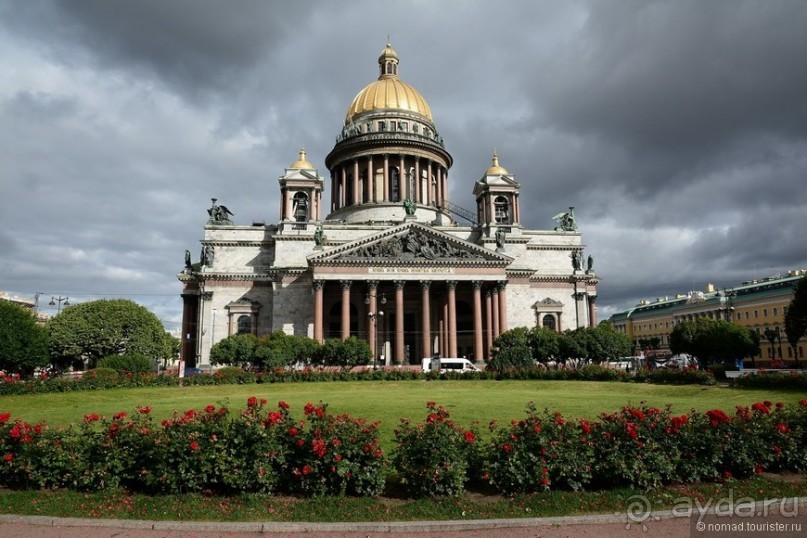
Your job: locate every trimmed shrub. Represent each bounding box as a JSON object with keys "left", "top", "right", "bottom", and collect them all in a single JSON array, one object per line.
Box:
[{"left": 97, "top": 353, "right": 155, "bottom": 374}]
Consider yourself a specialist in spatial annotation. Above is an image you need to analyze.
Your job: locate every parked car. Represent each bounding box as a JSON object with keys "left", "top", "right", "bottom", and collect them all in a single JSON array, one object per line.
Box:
[
  {"left": 664, "top": 354, "right": 697, "bottom": 370},
  {"left": 183, "top": 367, "right": 205, "bottom": 377}
]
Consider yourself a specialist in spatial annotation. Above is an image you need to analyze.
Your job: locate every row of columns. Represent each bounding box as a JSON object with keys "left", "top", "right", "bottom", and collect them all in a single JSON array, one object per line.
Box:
[
  {"left": 329, "top": 154, "right": 448, "bottom": 211},
  {"left": 312, "top": 279, "right": 509, "bottom": 363}
]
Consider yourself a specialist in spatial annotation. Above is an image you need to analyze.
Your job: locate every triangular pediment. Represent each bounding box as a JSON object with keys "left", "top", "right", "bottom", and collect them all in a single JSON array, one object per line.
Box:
[
  {"left": 473, "top": 175, "right": 520, "bottom": 196},
  {"left": 308, "top": 222, "right": 512, "bottom": 265},
  {"left": 534, "top": 297, "right": 564, "bottom": 308},
  {"left": 280, "top": 169, "right": 322, "bottom": 182}
]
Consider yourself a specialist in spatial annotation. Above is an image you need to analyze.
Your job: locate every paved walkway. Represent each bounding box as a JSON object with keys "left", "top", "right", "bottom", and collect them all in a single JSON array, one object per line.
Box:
[{"left": 0, "top": 512, "right": 707, "bottom": 538}]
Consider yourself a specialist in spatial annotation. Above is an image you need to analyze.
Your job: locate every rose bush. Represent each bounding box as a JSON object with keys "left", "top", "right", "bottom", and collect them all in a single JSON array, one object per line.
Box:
[
  {"left": 484, "top": 403, "right": 594, "bottom": 494},
  {"left": 0, "top": 399, "right": 805, "bottom": 497},
  {"left": 391, "top": 402, "right": 480, "bottom": 497}
]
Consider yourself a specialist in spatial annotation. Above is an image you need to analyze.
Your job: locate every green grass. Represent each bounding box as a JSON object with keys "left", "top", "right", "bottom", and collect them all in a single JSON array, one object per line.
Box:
[
  {"left": 0, "top": 380, "right": 804, "bottom": 450},
  {"left": 0, "top": 475, "right": 803, "bottom": 522}
]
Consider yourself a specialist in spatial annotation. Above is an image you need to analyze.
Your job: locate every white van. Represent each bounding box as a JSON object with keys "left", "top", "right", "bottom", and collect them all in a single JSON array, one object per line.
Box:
[{"left": 421, "top": 357, "right": 480, "bottom": 374}]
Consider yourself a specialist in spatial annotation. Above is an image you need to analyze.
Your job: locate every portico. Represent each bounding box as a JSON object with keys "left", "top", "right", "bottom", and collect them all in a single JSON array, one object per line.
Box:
[{"left": 309, "top": 222, "right": 510, "bottom": 364}]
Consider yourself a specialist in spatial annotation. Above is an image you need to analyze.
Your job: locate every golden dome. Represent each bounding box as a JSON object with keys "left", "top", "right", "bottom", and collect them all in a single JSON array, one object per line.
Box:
[
  {"left": 345, "top": 42, "right": 433, "bottom": 122},
  {"left": 486, "top": 151, "right": 509, "bottom": 175},
  {"left": 289, "top": 147, "right": 314, "bottom": 169}
]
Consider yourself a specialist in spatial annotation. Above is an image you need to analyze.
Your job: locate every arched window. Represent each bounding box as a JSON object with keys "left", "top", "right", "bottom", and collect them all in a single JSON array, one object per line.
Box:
[
  {"left": 237, "top": 315, "right": 252, "bottom": 334},
  {"left": 494, "top": 196, "right": 510, "bottom": 223},
  {"left": 542, "top": 314, "right": 556, "bottom": 331},
  {"left": 293, "top": 192, "right": 309, "bottom": 221}
]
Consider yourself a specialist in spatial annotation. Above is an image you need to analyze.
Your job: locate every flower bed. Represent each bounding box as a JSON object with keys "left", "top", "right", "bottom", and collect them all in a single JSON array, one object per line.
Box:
[{"left": 1, "top": 399, "right": 805, "bottom": 498}]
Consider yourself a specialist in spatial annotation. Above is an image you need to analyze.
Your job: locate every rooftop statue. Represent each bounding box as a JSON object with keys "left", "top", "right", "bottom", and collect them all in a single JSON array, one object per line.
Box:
[
  {"left": 495, "top": 227, "right": 506, "bottom": 251},
  {"left": 207, "top": 198, "right": 234, "bottom": 225},
  {"left": 403, "top": 199, "right": 416, "bottom": 216},
  {"left": 552, "top": 206, "right": 578, "bottom": 232},
  {"left": 571, "top": 250, "right": 582, "bottom": 271}
]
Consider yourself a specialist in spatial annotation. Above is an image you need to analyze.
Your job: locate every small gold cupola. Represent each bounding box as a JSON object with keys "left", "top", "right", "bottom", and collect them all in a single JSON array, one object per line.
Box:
[
  {"left": 290, "top": 147, "right": 314, "bottom": 169},
  {"left": 486, "top": 151, "right": 509, "bottom": 176},
  {"left": 378, "top": 41, "right": 399, "bottom": 78}
]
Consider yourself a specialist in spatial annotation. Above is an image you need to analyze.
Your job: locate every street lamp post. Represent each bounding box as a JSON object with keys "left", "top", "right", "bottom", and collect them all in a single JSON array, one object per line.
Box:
[
  {"left": 716, "top": 289, "right": 736, "bottom": 322},
  {"left": 775, "top": 326, "right": 783, "bottom": 362},
  {"left": 368, "top": 311, "right": 384, "bottom": 369},
  {"left": 365, "top": 290, "right": 387, "bottom": 370},
  {"left": 48, "top": 296, "right": 70, "bottom": 313}
]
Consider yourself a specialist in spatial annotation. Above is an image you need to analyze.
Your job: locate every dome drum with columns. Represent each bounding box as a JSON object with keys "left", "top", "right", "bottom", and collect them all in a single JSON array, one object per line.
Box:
[
  {"left": 325, "top": 43, "right": 452, "bottom": 225},
  {"left": 179, "top": 43, "right": 599, "bottom": 369}
]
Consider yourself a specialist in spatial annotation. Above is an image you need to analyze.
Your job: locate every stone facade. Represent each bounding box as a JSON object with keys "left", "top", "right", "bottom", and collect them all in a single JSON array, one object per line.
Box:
[{"left": 179, "top": 43, "right": 599, "bottom": 367}]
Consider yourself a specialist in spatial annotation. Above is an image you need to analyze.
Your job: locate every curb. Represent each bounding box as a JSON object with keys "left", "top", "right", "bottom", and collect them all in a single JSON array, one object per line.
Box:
[{"left": 1, "top": 497, "right": 804, "bottom": 533}]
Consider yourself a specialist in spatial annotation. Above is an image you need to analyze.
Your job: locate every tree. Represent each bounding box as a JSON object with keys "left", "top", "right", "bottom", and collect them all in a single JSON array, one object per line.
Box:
[
  {"left": 527, "top": 327, "right": 560, "bottom": 365},
  {"left": 591, "top": 324, "right": 633, "bottom": 361},
  {"left": 0, "top": 301, "right": 49, "bottom": 376},
  {"left": 558, "top": 328, "right": 589, "bottom": 362},
  {"left": 47, "top": 299, "right": 172, "bottom": 369},
  {"left": 784, "top": 275, "right": 807, "bottom": 366},
  {"left": 670, "top": 318, "right": 758, "bottom": 368},
  {"left": 254, "top": 331, "right": 320, "bottom": 369},
  {"left": 209, "top": 333, "right": 258, "bottom": 369},
  {"left": 488, "top": 328, "right": 534, "bottom": 372},
  {"left": 314, "top": 337, "right": 372, "bottom": 368}
]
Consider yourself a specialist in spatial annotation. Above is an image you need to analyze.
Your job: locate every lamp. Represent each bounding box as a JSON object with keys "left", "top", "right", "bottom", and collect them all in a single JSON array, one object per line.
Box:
[
  {"left": 368, "top": 310, "right": 384, "bottom": 370},
  {"left": 49, "top": 296, "right": 70, "bottom": 313}
]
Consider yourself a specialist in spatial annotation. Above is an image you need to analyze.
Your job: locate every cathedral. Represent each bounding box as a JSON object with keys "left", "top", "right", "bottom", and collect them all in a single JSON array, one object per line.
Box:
[{"left": 179, "top": 43, "right": 599, "bottom": 368}]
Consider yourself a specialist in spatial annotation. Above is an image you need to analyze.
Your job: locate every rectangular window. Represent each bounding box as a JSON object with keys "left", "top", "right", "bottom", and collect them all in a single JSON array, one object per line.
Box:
[
  {"left": 763, "top": 308, "right": 768, "bottom": 317},
  {"left": 754, "top": 310, "right": 758, "bottom": 318},
  {"left": 378, "top": 121, "right": 386, "bottom": 131},
  {"left": 745, "top": 311, "right": 749, "bottom": 320},
  {"left": 773, "top": 307, "right": 778, "bottom": 316}
]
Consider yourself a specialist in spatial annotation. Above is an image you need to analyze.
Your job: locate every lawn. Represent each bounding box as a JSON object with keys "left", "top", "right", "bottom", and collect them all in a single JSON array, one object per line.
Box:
[{"left": 1, "top": 380, "right": 804, "bottom": 449}]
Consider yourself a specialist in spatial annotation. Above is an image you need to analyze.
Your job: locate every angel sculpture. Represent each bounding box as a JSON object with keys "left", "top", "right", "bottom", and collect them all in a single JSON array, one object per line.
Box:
[
  {"left": 552, "top": 206, "right": 578, "bottom": 232},
  {"left": 207, "top": 198, "right": 234, "bottom": 225}
]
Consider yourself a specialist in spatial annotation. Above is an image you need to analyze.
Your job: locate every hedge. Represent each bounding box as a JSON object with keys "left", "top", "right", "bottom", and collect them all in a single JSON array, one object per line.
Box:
[{"left": 0, "top": 365, "right": 719, "bottom": 396}]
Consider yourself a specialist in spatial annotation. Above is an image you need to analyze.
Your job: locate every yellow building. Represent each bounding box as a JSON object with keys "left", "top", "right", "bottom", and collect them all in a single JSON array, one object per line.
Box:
[{"left": 607, "top": 270, "right": 806, "bottom": 364}]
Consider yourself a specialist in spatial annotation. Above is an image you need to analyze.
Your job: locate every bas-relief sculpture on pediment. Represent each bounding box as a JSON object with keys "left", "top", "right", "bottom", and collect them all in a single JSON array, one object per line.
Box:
[{"left": 341, "top": 229, "right": 485, "bottom": 261}]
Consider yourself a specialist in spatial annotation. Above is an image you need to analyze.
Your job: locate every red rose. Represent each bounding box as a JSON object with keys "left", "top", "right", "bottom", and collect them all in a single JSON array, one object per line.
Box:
[
  {"left": 464, "top": 431, "right": 476, "bottom": 444},
  {"left": 278, "top": 401, "right": 289, "bottom": 409},
  {"left": 189, "top": 441, "right": 199, "bottom": 451},
  {"left": 247, "top": 396, "right": 258, "bottom": 407},
  {"left": 0, "top": 413, "right": 11, "bottom": 424},
  {"left": 205, "top": 405, "right": 215, "bottom": 413},
  {"left": 3, "top": 453, "right": 12, "bottom": 462}
]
